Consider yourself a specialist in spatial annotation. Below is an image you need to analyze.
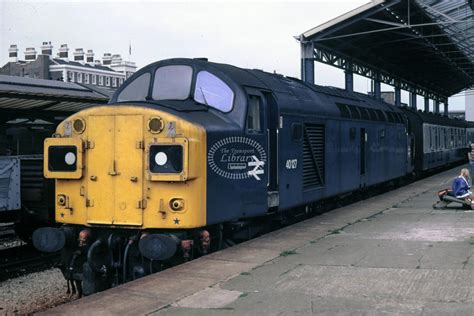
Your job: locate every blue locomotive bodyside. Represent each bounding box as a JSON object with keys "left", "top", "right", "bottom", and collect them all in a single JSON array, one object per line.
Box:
[
  {"left": 194, "top": 60, "right": 409, "bottom": 222},
  {"left": 108, "top": 58, "right": 468, "bottom": 226}
]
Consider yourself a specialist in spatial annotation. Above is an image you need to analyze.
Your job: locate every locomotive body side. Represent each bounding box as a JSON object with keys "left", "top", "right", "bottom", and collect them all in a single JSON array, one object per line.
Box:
[{"left": 269, "top": 82, "right": 408, "bottom": 211}]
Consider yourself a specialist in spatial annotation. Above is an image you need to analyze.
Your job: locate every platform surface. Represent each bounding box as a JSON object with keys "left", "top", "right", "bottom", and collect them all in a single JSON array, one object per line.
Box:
[{"left": 44, "top": 166, "right": 474, "bottom": 315}]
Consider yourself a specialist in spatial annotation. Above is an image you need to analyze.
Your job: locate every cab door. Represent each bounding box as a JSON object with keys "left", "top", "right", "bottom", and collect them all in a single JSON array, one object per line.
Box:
[
  {"left": 86, "top": 114, "right": 144, "bottom": 226},
  {"left": 113, "top": 115, "right": 144, "bottom": 226},
  {"left": 86, "top": 115, "right": 115, "bottom": 225},
  {"left": 245, "top": 88, "right": 279, "bottom": 209}
]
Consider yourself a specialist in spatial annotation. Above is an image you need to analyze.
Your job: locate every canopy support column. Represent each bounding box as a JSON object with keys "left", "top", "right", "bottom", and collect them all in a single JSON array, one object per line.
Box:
[
  {"left": 395, "top": 85, "right": 401, "bottom": 107},
  {"left": 301, "top": 41, "right": 314, "bottom": 84},
  {"left": 409, "top": 92, "right": 417, "bottom": 109},
  {"left": 373, "top": 73, "right": 381, "bottom": 100},
  {"left": 345, "top": 69, "right": 353, "bottom": 92}
]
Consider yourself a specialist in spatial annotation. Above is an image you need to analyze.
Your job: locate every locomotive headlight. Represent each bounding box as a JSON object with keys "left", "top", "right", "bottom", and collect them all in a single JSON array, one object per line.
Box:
[
  {"left": 48, "top": 146, "right": 78, "bottom": 171},
  {"left": 149, "top": 145, "right": 183, "bottom": 173}
]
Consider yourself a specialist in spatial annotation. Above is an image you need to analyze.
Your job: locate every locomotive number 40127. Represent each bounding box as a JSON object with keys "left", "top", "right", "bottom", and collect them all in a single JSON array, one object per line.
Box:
[{"left": 286, "top": 159, "right": 297, "bottom": 169}]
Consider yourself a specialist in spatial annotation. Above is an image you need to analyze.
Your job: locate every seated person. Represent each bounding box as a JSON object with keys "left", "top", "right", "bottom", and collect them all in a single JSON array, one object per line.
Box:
[{"left": 452, "top": 168, "right": 474, "bottom": 202}]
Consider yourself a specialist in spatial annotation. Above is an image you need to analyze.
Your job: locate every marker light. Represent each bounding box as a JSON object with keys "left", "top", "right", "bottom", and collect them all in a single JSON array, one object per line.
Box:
[
  {"left": 155, "top": 152, "right": 168, "bottom": 166},
  {"left": 65, "top": 152, "right": 76, "bottom": 165},
  {"left": 148, "top": 117, "right": 164, "bottom": 134},
  {"left": 73, "top": 118, "right": 86, "bottom": 134}
]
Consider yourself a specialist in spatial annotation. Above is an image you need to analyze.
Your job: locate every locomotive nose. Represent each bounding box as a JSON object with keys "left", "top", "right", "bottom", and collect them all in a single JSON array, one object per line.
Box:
[{"left": 44, "top": 106, "right": 207, "bottom": 230}]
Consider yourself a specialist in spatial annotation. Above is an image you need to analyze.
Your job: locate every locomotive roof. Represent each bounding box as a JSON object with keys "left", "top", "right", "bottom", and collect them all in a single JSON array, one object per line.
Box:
[{"left": 111, "top": 58, "right": 405, "bottom": 121}]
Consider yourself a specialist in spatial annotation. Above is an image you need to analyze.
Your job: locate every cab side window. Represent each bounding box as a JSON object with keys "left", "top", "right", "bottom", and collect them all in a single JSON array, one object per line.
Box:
[
  {"left": 247, "top": 96, "right": 262, "bottom": 133},
  {"left": 117, "top": 72, "right": 151, "bottom": 102}
]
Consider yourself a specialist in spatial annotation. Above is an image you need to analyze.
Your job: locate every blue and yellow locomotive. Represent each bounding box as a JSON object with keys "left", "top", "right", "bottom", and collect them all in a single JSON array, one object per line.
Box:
[{"left": 32, "top": 58, "right": 469, "bottom": 295}]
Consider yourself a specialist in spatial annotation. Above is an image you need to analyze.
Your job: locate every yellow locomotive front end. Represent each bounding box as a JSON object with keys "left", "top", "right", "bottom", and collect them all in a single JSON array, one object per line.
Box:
[
  {"left": 35, "top": 105, "right": 209, "bottom": 295},
  {"left": 44, "top": 106, "right": 207, "bottom": 229}
]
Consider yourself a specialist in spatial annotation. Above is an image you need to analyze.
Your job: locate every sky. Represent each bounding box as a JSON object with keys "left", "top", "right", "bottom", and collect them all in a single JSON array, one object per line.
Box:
[{"left": 0, "top": 0, "right": 466, "bottom": 110}]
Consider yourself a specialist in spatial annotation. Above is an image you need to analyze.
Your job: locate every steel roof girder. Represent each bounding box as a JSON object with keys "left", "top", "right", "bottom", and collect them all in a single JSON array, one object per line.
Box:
[
  {"left": 312, "top": 46, "right": 448, "bottom": 99},
  {"left": 304, "top": 0, "right": 402, "bottom": 41}
]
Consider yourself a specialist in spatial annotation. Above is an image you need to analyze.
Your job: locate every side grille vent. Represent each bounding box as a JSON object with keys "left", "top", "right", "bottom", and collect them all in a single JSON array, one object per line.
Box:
[{"left": 303, "top": 124, "right": 325, "bottom": 189}]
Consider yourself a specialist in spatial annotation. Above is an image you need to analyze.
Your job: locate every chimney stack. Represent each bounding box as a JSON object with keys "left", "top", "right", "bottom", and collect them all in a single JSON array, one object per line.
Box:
[
  {"left": 24, "top": 47, "right": 37, "bottom": 62},
  {"left": 86, "top": 49, "right": 94, "bottom": 63},
  {"left": 8, "top": 44, "right": 18, "bottom": 62},
  {"left": 111, "top": 54, "right": 123, "bottom": 66},
  {"left": 102, "top": 53, "right": 112, "bottom": 65},
  {"left": 73, "top": 48, "right": 85, "bottom": 63},
  {"left": 58, "top": 44, "right": 69, "bottom": 60},
  {"left": 40, "top": 41, "right": 53, "bottom": 56}
]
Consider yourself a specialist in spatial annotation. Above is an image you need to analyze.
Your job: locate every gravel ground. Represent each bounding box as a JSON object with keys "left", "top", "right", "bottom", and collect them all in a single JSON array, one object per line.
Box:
[{"left": 0, "top": 268, "right": 77, "bottom": 315}]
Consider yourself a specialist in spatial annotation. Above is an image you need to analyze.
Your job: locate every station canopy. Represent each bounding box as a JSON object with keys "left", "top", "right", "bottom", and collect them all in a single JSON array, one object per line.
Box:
[
  {"left": 299, "top": 0, "right": 474, "bottom": 100},
  {"left": 0, "top": 75, "right": 110, "bottom": 122}
]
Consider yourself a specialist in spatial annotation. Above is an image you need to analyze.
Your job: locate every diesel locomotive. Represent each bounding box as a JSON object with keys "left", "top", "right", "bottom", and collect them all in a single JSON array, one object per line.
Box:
[{"left": 33, "top": 58, "right": 473, "bottom": 295}]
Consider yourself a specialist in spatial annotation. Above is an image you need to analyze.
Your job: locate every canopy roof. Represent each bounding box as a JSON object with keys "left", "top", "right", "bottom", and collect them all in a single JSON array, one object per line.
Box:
[
  {"left": 0, "top": 75, "right": 109, "bottom": 122},
  {"left": 299, "top": 0, "right": 474, "bottom": 98}
]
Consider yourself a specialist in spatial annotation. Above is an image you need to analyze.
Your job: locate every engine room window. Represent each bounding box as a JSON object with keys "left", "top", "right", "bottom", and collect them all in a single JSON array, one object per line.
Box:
[
  {"left": 152, "top": 65, "right": 193, "bottom": 101},
  {"left": 117, "top": 72, "right": 151, "bottom": 102},
  {"left": 246, "top": 96, "right": 262, "bottom": 133},
  {"left": 194, "top": 71, "right": 234, "bottom": 112}
]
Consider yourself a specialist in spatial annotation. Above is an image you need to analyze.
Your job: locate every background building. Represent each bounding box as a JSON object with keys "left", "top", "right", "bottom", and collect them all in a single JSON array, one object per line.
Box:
[{"left": 0, "top": 42, "right": 136, "bottom": 91}]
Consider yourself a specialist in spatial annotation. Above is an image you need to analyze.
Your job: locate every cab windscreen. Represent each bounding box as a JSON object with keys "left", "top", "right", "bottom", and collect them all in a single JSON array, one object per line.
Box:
[
  {"left": 48, "top": 146, "right": 77, "bottom": 172},
  {"left": 149, "top": 145, "right": 183, "bottom": 173}
]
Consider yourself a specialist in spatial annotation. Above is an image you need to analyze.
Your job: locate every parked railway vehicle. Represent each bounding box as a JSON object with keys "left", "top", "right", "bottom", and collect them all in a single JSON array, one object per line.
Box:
[
  {"left": 0, "top": 121, "right": 56, "bottom": 240},
  {"left": 32, "top": 58, "right": 474, "bottom": 295},
  {"left": 401, "top": 108, "right": 471, "bottom": 172},
  {"left": 0, "top": 76, "right": 110, "bottom": 241}
]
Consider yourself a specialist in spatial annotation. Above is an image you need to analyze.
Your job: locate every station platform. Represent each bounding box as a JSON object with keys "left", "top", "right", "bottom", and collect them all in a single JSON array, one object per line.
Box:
[{"left": 44, "top": 166, "right": 474, "bottom": 315}]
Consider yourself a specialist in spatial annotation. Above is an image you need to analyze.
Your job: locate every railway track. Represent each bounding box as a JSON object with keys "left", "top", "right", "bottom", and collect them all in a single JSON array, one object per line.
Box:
[
  {"left": 0, "top": 223, "right": 16, "bottom": 241},
  {"left": 0, "top": 244, "right": 60, "bottom": 282}
]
